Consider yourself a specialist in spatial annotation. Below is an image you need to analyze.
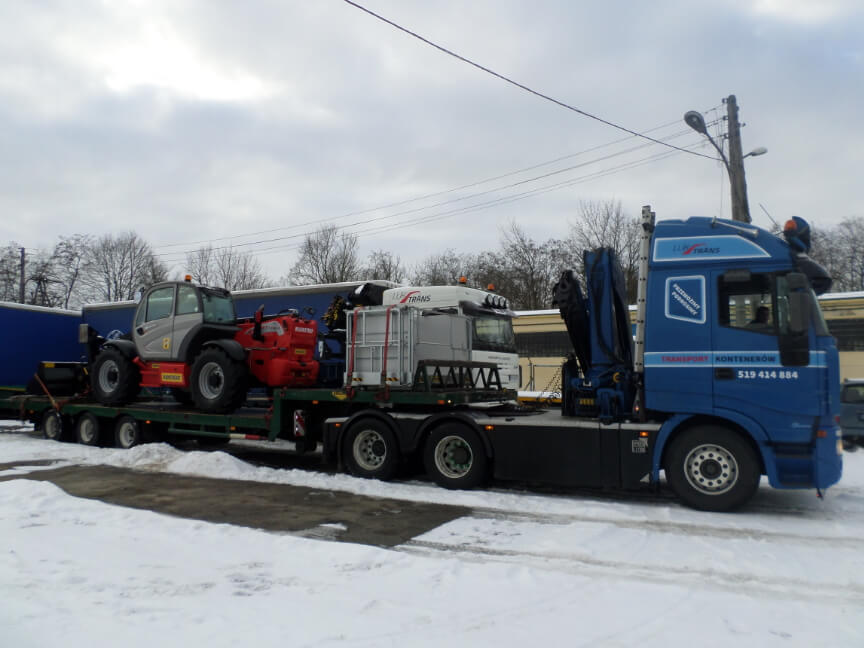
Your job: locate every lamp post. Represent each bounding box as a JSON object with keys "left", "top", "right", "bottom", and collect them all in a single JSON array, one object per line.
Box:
[{"left": 684, "top": 99, "right": 766, "bottom": 223}]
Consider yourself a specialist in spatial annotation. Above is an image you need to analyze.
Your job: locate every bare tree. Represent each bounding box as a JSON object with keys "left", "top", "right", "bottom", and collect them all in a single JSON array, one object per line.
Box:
[
  {"left": 494, "top": 223, "right": 569, "bottom": 310},
  {"left": 82, "top": 231, "right": 167, "bottom": 302},
  {"left": 410, "top": 249, "right": 470, "bottom": 286},
  {"left": 186, "top": 245, "right": 270, "bottom": 290},
  {"left": 833, "top": 217, "right": 864, "bottom": 292},
  {"left": 567, "top": 199, "right": 640, "bottom": 302},
  {"left": 286, "top": 225, "right": 361, "bottom": 285},
  {"left": 51, "top": 234, "right": 93, "bottom": 308},
  {"left": 362, "top": 249, "right": 405, "bottom": 283},
  {"left": 0, "top": 243, "right": 22, "bottom": 302}
]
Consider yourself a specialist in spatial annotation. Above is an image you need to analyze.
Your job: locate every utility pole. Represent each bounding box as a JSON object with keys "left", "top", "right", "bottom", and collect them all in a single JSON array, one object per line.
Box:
[
  {"left": 725, "top": 94, "right": 752, "bottom": 223},
  {"left": 19, "top": 247, "right": 26, "bottom": 304}
]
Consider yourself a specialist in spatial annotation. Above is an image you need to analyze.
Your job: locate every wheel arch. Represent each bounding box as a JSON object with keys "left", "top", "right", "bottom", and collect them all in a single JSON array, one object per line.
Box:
[
  {"left": 335, "top": 409, "right": 403, "bottom": 468},
  {"left": 415, "top": 413, "right": 492, "bottom": 461},
  {"left": 101, "top": 339, "right": 137, "bottom": 360},
  {"left": 653, "top": 413, "right": 767, "bottom": 481},
  {"left": 199, "top": 338, "right": 247, "bottom": 363},
  {"left": 179, "top": 325, "right": 242, "bottom": 363}
]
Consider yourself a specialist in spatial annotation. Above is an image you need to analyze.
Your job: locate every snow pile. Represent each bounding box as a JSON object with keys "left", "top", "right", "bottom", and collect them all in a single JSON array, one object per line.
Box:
[{"left": 1, "top": 432, "right": 864, "bottom": 646}]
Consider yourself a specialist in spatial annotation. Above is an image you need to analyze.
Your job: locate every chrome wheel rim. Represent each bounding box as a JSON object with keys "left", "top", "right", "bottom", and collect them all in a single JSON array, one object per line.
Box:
[
  {"left": 198, "top": 362, "right": 225, "bottom": 400},
  {"left": 353, "top": 429, "right": 387, "bottom": 471},
  {"left": 433, "top": 435, "right": 473, "bottom": 479},
  {"left": 683, "top": 443, "right": 739, "bottom": 495},
  {"left": 117, "top": 421, "right": 137, "bottom": 448},
  {"left": 78, "top": 418, "right": 97, "bottom": 444},
  {"left": 44, "top": 413, "right": 61, "bottom": 440},
  {"left": 98, "top": 359, "right": 120, "bottom": 394}
]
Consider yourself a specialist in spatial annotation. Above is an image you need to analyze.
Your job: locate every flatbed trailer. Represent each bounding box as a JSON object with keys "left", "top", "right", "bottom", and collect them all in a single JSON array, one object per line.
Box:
[{"left": 0, "top": 379, "right": 659, "bottom": 499}]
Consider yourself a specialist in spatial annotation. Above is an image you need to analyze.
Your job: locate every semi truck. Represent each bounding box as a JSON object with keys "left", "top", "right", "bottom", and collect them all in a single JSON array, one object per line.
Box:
[{"left": 0, "top": 206, "right": 843, "bottom": 511}]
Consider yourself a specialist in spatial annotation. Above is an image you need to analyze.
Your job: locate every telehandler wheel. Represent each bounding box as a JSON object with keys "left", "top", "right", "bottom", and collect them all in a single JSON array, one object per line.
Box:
[
  {"left": 75, "top": 413, "right": 102, "bottom": 446},
  {"left": 190, "top": 348, "right": 248, "bottom": 414},
  {"left": 41, "top": 410, "right": 67, "bottom": 442},
  {"left": 342, "top": 419, "right": 400, "bottom": 481},
  {"left": 424, "top": 424, "right": 489, "bottom": 490},
  {"left": 664, "top": 425, "right": 761, "bottom": 512},
  {"left": 114, "top": 415, "right": 144, "bottom": 449},
  {"left": 91, "top": 348, "right": 140, "bottom": 405}
]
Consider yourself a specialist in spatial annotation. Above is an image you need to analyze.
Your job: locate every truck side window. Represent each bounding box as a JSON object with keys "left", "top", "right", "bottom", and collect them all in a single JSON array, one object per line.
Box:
[
  {"left": 145, "top": 286, "right": 175, "bottom": 322},
  {"left": 176, "top": 284, "right": 200, "bottom": 315},
  {"left": 718, "top": 274, "right": 775, "bottom": 335}
]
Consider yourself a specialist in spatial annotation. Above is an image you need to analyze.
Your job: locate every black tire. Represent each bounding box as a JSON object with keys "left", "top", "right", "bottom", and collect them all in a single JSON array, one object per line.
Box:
[
  {"left": 170, "top": 387, "right": 194, "bottom": 407},
  {"left": 423, "top": 424, "right": 489, "bottom": 490},
  {"left": 114, "top": 415, "right": 143, "bottom": 449},
  {"left": 342, "top": 418, "right": 400, "bottom": 480},
  {"left": 75, "top": 412, "right": 102, "bottom": 446},
  {"left": 190, "top": 348, "right": 248, "bottom": 414},
  {"left": 665, "top": 425, "right": 761, "bottom": 512},
  {"left": 41, "top": 410, "right": 67, "bottom": 442},
  {"left": 91, "top": 348, "right": 140, "bottom": 405}
]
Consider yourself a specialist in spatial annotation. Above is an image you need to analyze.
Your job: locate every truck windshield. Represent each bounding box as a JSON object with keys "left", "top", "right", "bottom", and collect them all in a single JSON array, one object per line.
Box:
[
  {"left": 201, "top": 289, "right": 236, "bottom": 324},
  {"left": 472, "top": 316, "right": 517, "bottom": 353}
]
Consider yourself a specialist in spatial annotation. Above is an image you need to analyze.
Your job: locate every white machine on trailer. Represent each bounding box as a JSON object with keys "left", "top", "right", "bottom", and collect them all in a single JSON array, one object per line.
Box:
[{"left": 380, "top": 285, "right": 520, "bottom": 390}]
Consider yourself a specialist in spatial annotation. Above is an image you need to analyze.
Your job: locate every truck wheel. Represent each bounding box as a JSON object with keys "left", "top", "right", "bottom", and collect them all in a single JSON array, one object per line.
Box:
[
  {"left": 91, "top": 348, "right": 140, "bottom": 405},
  {"left": 114, "top": 415, "right": 143, "bottom": 449},
  {"left": 75, "top": 413, "right": 102, "bottom": 446},
  {"left": 190, "top": 349, "right": 248, "bottom": 414},
  {"left": 665, "top": 426, "right": 760, "bottom": 512},
  {"left": 342, "top": 419, "right": 399, "bottom": 481},
  {"left": 41, "top": 410, "right": 67, "bottom": 442},
  {"left": 424, "top": 425, "right": 489, "bottom": 490}
]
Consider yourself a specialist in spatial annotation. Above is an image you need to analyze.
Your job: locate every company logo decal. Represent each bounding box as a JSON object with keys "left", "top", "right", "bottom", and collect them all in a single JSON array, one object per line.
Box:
[
  {"left": 665, "top": 276, "right": 705, "bottom": 324},
  {"left": 398, "top": 290, "right": 431, "bottom": 304},
  {"left": 653, "top": 236, "right": 770, "bottom": 262}
]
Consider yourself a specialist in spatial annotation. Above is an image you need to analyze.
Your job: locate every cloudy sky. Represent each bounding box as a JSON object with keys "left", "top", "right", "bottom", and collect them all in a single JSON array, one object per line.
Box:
[{"left": 1, "top": 0, "right": 861, "bottom": 279}]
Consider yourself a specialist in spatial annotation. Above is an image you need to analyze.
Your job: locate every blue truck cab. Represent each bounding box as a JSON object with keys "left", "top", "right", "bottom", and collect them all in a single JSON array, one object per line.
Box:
[
  {"left": 642, "top": 212, "right": 842, "bottom": 507},
  {"left": 551, "top": 206, "right": 842, "bottom": 511}
]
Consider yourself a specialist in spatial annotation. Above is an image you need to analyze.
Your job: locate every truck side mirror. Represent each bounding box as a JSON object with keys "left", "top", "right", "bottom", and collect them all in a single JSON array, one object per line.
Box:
[
  {"left": 786, "top": 273, "right": 811, "bottom": 336},
  {"left": 788, "top": 293, "right": 811, "bottom": 335}
]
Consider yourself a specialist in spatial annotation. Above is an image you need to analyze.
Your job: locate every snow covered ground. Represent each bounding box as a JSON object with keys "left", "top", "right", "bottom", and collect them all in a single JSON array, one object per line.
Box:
[{"left": 1, "top": 428, "right": 863, "bottom": 647}]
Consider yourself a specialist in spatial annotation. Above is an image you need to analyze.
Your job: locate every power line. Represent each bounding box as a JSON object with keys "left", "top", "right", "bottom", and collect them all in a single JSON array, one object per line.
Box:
[
  {"left": 153, "top": 115, "right": 718, "bottom": 252},
  {"left": 342, "top": 0, "right": 718, "bottom": 160},
  {"left": 156, "top": 127, "right": 710, "bottom": 260},
  {"left": 224, "top": 140, "right": 706, "bottom": 259}
]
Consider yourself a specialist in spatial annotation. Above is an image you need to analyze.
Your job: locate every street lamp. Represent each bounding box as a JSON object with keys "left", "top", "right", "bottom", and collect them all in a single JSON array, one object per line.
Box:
[{"left": 684, "top": 107, "right": 766, "bottom": 223}]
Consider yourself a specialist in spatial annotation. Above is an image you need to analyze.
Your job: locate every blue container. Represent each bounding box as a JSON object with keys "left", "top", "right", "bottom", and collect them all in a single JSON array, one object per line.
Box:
[{"left": 0, "top": 302, "right": 83, "bottom": 389}]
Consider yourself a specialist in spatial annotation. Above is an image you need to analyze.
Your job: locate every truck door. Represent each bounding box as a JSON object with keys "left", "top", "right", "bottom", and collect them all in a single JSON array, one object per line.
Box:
[
  {"left": 712, "top": 271, "right": 822, "bottom": 431},
  {"left": 133, "top": 285, "right": 176, "bottom": 361},
  {"left": 643, "top": 273, "right": 714, "bottom": 413},
  {"left": 171, "top": 283, "right": 204, "bottom": 361}
]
